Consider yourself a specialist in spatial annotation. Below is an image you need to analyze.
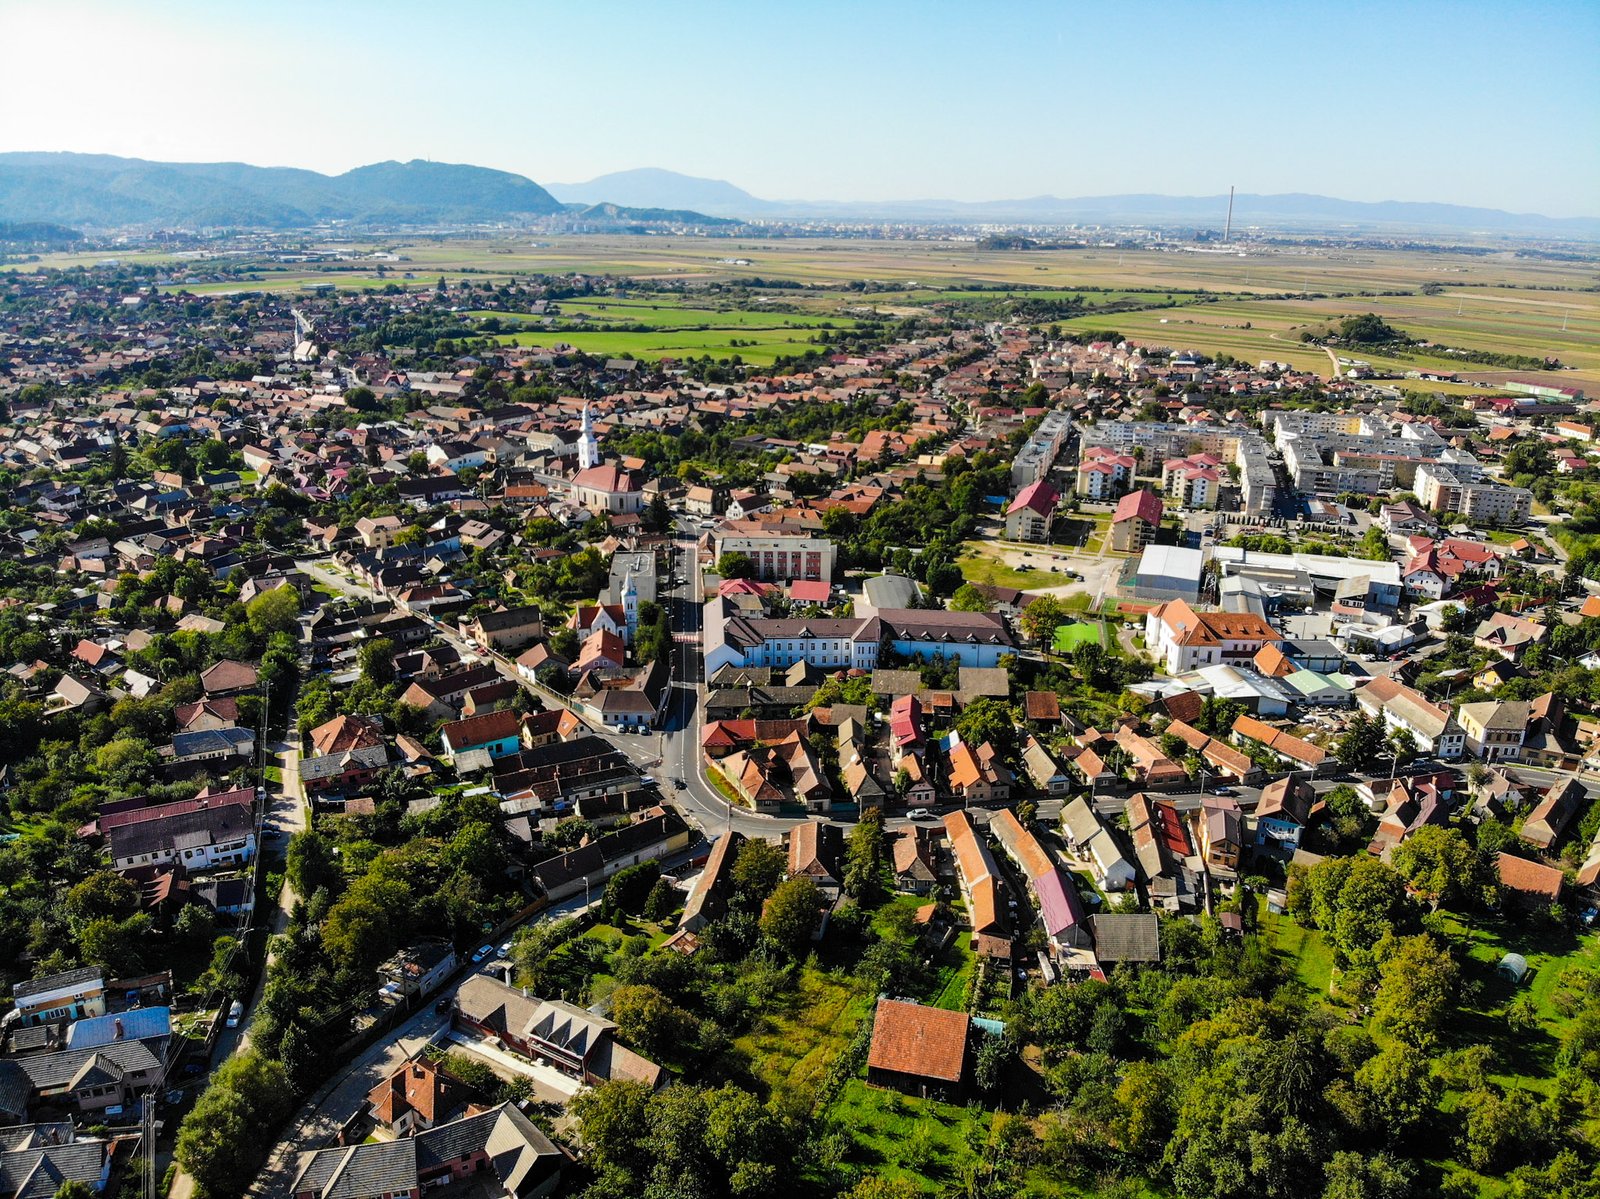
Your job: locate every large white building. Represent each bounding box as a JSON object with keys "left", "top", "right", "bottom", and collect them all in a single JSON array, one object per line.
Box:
[
  {"left": 702, "top": 601, "right": 1015, "bottom": 675},
  {"left": 1144, "top": 599, "right": 1280, "bottom": 675}
]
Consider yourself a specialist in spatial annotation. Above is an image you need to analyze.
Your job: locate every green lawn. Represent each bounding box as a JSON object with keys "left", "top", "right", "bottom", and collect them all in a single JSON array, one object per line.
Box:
[
  {"left": 1052, "top": 621, "right": 1103, "bottom": 654},
  {"left": 1257, "top": 902, "right": 1337, "bottom": 995},
  {"left": 929, "top": 933, "right": 976, "bottom": 1012},
  {"left": 468, "top": 300, "right": 857, "bottom": 332},
  {"left": 1433, "top": 912, "right": 1597, "bottom": 1093},
  {"left": 733, "top": 968, "right": 870, "bottom": 1109},
  {"left": 492, "top": 326, "right": 826, "bottom": 365}
]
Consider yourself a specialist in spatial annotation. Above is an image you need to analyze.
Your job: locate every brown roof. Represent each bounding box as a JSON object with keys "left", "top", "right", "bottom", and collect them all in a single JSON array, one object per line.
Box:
[
  {"left": 1024, "top": 691, "right": 1061, "bottom": 722},
  {"left": 1497, "top": 852, "right": 1564, "bottom": 901},
  {"left": 867, "top": 999, "right": 970, "bottom": 1083}
]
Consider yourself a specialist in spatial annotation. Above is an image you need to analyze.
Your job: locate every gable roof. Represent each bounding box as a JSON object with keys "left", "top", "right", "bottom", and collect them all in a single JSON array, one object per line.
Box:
[{"left": 867, "top": 999, "right": 969, "bottom": 1083}]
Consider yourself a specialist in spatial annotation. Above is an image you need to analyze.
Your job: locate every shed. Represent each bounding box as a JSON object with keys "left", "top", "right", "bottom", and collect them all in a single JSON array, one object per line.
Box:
[{"left": 1497, "top": 952, "right": 1528, "bottom": 984}]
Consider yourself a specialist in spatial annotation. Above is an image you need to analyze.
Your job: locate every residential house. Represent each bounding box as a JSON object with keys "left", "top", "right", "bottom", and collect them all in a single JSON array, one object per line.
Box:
[
  {"left": 1520, "top": 777, "right": 1585, "bottom": 850},
  {"left": 366, "top": 1057, "right": 472, "bottom": 1137},
  {"left": 865, "top": 999, "right": 970, "bottom": 1101},
  {"left": 289, "top": 1103, "right": 562, "bottom": 1199},
  {"left": 440, "top": 709, "right": 523, "bottom": 761},
  {"left": 1060, "top": 796, "right": 1136, "bottom": 892},
  {"left": 1497, "top": 853, "right": 1565, "bottom": 910},
  {"left": 890, "top": 829, "right": 939, "bottom": 895},
  {"left": 989, "top": 808, "right": 1091, "bottom": 953},
  {"left": 12, "top": 968, "right": 106, "bottom": 1027},
  {"left": 1255, "top": 777, "right": 1318, "bottom": 849},
  {"left": 680, "top": 832, "right": 745, "bottom": 933},
  {"left": 1355, "top": 677, "right": 1465, "bottom": 759},
  {"left": 946, "top": 739, "right": 1011, "bottom": 805}
]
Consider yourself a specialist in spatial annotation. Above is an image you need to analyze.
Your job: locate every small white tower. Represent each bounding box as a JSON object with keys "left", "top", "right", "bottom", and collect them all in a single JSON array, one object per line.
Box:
[
  {"left": 578, "top": 402, "right": 599, "bottom": 471},
  {"left": 622, "top": 568, "right": 639, "bottom": 644}
]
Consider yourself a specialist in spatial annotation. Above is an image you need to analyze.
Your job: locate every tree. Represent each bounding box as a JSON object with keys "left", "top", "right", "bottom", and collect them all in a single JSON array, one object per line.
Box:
[
  {"left": 357, "top": 636, "right": 396, "bottom": 685},
  {"left": 1389, "top": 826, "right": 1490, "bottom": 908},
  {"left": 603, "top": 862, "right": 661, "bottom": 921},
  {"left": 79, "top": 913, "right": 152, "bottom": 976},
  {"left": 716, "top": 551, "right": 755, "bottom": 580},
  {"left": 245, "top": 586, "right": 300, "bottom": 639},
  {"left": 175, "top": 1052, "right": 293, "bottom": 1198},
  {"left": 953, "top": 696, "right": 1018, "bottom": 760},
  {"left": 843, "top": 809, "right": 886, "bottom": 903},
  {"left": 761, "top": 876, "right": 822, "bottom": 957},
  {"left": 1330, "top": 858, "right": 1413, "bottom": 963},
  {"left": 609, "top": 983, "right": 698, "bottom": 1059},
  {"left": 731, "top": 838, "right": 786, "bottom": 911},
  {"left": 643, "top": 877, "right": 679, "bottom": 923},
  {"left": 1371, "top": 935, "right": 1459, "bottom": 1047},
  {"left": 52, "top": 1183, "right": 95, "bottom": 1199},
  {"left": 1020, "top": 595, "right": 1068, "bottom": 646},
  {"left": 841, "top": 1180, "right": 921, "bottom": 1199},
  {"left": 949, "top": 583, "right": 992, "bottom": 612},
  {"left": 65, "top": 871, "right": 138, "bottom": 926},
  {"left": 1336, "top": 712, "right": 1387, "bottom": 772},
  {"left": 286, "top": 830, "right": 340, "bottom": 900},
  {"left": 1321, "top": 1150, "right": 1417, "bottom": 1199},
  {"left": 1355, "top": 1042, "right": 1439, "bottom": 1141}
]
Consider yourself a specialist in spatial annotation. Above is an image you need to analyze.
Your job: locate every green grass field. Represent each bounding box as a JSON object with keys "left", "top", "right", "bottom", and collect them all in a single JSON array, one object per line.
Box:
[
  {"left": 1258, "top": 903, "right": 1337, "bottom": 995},
  {"left": 1052, "top": 621, "right": 1104, "bottom": 654},
  {"left": 469, "top": 298, "right": 858, "bottom": 332},
  {"left": 492, "top": 326, "right": 827, "bottom": 364},
  {"left": 732, "top": 969, "right": 870, "bottom": 1108}
]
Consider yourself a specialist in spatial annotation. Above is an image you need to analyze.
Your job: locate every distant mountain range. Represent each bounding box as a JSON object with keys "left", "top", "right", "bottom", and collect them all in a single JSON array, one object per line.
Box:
[
  {"left": 0, "top": 153, "right": 566, "bottom": 229},
  {"left": 2, "top": 153, "right": 1594, "bottom": 239},
  {"left": 554, "top": 167, "right": 1600, "bottom": 239}
]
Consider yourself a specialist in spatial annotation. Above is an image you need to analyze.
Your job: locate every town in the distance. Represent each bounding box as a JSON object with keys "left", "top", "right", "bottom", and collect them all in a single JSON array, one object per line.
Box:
[{"left": 1, "top": 189, "right": 1599, "bottom": 1199}]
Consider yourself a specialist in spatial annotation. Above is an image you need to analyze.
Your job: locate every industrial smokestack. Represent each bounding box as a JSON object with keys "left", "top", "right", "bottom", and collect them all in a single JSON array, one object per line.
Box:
[{"left": 1224, "top": 186, "right": 1235, "bottom": 243}]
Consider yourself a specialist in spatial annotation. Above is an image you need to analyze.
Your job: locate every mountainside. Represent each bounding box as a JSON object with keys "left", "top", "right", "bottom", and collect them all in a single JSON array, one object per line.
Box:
[
  {"left": 550, "top": 167, "right": 1599, "bottom": 237},
  {"left": 0, "top": 153, "right": 564, "bottom": 229},
  {"left": 568, "top": 201, "right": 737, "bottom": 226},
  {"left": 549, "top": 168, "right": 768, "bottom": 218}
]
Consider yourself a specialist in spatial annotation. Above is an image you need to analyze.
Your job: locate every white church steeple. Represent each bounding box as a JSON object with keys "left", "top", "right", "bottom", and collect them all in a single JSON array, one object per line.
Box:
[{"left": 578, "top": 401, "right": 599, "bottom": 471}]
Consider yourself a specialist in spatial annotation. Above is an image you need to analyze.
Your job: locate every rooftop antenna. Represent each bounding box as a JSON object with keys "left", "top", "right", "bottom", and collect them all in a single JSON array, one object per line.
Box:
[{"left": 1224, "top": 186, "right": 1235, "bottom": 243}]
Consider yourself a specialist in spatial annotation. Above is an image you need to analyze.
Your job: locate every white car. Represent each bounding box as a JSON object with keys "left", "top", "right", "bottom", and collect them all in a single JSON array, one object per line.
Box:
[
  {"left": 225, "top": 1001, "right": 243, "bottom": 1029},
  {"left": 906, "top": 808, "right": 933, "bottom": 821}
]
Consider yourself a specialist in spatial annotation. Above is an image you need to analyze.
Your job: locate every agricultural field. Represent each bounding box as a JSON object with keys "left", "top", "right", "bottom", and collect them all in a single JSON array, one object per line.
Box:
[
  {"left": 491, "top": 326, "right": 832, "bottom": 365},
  {"left": 1056, "top": 286, "right": 1600, "bottom": 392}
]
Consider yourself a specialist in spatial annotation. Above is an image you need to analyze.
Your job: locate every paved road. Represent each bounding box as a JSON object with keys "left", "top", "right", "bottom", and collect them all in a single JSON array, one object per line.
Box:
[{"left": 213, "top": 737, "right": 309, "bottom": 1063}]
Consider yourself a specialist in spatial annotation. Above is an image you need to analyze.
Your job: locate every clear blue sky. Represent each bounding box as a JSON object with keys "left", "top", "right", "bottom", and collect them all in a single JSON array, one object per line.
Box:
[{"left": 3, "top": 0, "right": 1596, "bottom": 215}]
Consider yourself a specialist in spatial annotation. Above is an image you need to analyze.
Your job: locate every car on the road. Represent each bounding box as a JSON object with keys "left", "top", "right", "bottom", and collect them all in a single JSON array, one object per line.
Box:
[
  {"left": 906, "top": 807, "right": 933, "bottom": 820},
  {"left": 499, "top": 940, "right": 513, "bottom": 957},
  {"left": 165, "top": 1089, "right": 185, "bottom": 1106},
  {"left": 225, "top": 1000, "right": 243, "bottom": 1029},
  {"left": 1211, "top": 786, "right": 1234, "bottom": 796},
  {"left": 435, "top": 996, "right": 453, "bottom": 1015},
  {"left": 472, "top": 944, "right": 493, "bottom": 963},
  {"left": 672, "top": 777, "right": 686, "bottom": 790}
]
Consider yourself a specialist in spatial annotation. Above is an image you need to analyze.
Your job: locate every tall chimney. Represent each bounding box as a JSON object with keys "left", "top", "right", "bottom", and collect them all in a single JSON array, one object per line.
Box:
[{"left": 1224, "top": 186, "right": 1235, "bottom": 243}]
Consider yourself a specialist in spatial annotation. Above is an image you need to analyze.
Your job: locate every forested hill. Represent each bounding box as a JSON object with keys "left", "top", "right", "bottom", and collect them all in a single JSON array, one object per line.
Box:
[{"left": 0, "top": 153, "right": 565, "bottom": 229}]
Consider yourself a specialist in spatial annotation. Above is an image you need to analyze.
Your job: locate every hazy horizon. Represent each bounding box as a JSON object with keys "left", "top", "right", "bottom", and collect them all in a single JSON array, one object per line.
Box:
[{"left": 2, "top": 0, "right": 1597, "bottom": 218}]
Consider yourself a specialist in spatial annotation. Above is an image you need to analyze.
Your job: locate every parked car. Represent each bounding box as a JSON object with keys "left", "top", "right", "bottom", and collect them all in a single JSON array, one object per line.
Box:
[
  {"left": 472, "top": 944, "right": 493, "bottom": 963},
  {"left": 498, "top": 940, "right": 513, "bottom": 957},
  {"left": 225, "top": 1001, "right": 243, "bottom": 1029},
  {"left": 435, "top": 996, "right": 452, "bottom": 1016}
]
